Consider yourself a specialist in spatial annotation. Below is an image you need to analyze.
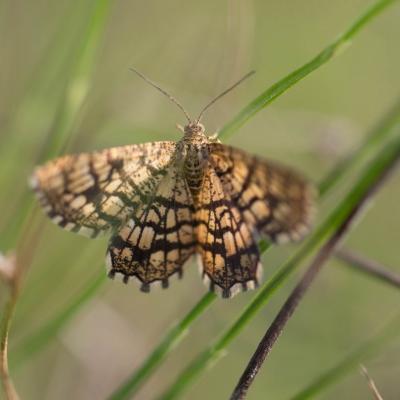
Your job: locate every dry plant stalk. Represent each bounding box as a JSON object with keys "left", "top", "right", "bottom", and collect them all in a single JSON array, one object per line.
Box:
[
  {"left": 360, "top": 365, "right": 384, "bottom": 400},
  {"left": 0, "top": 253, "right": 20, "bottom": 400},
  {"left": 0, "top": 216, "right": 43, "bottom": 400},
  {"left": 230, "top": 141, "right": 399, "bottom": 400},
  {"left": 336, "top": 248, "right": 400, "bottom": 288}
]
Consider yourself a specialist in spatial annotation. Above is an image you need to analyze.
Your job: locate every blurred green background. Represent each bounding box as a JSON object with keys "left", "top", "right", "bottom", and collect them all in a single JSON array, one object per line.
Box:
[{"left": 1, "top": 0, "right": 400, "bottom": 399}]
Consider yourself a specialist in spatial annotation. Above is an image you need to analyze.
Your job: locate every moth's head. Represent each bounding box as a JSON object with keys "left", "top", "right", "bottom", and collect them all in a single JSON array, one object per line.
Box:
[
  {"left": 183, "top": 121, "right": 205, "bottom": 136},
  {"left": 176, "top": 121, "right": 205, "bottom": 137}
]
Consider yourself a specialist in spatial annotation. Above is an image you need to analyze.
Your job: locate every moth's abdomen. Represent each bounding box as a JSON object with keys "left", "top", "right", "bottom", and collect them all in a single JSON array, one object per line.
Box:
[{"left": 184, "top": 162, "right": 202, "bottom": 194}]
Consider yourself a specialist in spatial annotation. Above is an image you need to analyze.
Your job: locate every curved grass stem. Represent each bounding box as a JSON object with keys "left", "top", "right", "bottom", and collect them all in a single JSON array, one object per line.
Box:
[
  {"left": 0, "top": 255, "right": 21, "bottom": 400},
  {"left": 0, "top": 282, "right": 20, "bottom": 400}
]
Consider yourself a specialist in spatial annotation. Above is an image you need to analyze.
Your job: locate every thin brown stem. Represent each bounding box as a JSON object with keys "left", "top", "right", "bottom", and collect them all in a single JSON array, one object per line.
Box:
[
  {"left": 360, "top": 365, "right": 384, "bottom": 400},
  {"left": 0, "top": 214, "right": 43, "bottom": 400},
  {"left": 336, "top": 247, "right": 400, "bottom": 289},
  {"left": 230, "top": 144, "right": 399, "bottom": 400},
  {"left": 0, "top": 273, "right": 21, "bottom": 400}
]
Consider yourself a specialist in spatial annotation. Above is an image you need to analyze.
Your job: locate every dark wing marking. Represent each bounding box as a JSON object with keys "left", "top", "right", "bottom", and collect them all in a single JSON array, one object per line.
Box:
[
  {"left": 30, "top": 142, "right": 176, "bottom": 238},
  {"left": 106, "top": 163, "right": 196, "bottom": 291},
  {"left": 208, "top": 143, "right": 316, "bottom": 244},
  {"left": 195, "top": 164, "right": 261, "bottom": 298}
]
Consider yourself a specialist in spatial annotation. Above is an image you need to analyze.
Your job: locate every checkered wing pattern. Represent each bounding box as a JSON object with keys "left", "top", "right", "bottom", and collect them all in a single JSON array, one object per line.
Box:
[
  {"left": 30, "top": 142, "right": 176, "bottom": 238},
  {"left": 106, "top": 163, "right": 196, "bottom": 291},
  {"left": 195, "top": 164, "right": 261, "bottom": 298},
  {"left": 208, "top": 143, "right": 315, "bottom": 244}
]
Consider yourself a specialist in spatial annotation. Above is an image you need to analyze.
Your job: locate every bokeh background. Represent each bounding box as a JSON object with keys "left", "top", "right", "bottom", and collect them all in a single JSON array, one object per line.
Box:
[{"left": 1, "top": 0, "right": 400, "bottom": 399}]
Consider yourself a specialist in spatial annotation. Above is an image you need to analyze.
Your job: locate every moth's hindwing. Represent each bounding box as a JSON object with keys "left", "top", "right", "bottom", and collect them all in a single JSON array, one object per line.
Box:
[{"left": 209, "top": 143, "right": 316, "bottom": 244}]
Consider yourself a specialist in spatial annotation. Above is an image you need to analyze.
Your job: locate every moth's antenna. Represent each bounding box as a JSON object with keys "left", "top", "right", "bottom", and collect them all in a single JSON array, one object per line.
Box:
[
  {"left": 129, "top": 67, "right": 192, "bottom": 123},
  {"left": 196, "top": 70, "right": 255, "bottom": 122}
]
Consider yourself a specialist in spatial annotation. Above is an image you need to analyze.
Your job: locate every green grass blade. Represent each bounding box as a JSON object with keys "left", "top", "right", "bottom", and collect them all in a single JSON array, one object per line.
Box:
[
  {"left": 0, "top": 3, "right": 87, "bottom": 154},
  {"left": 2, "top": 0, "right": 112, "bottom": 251},
  {"left": 106, "top": 71, "right": 400, "bottom": 400},
  {"left": 319, "top": 97, "right": 400, "bottom": 197},
  {"left": 10, "top": 271, "right": 106, "bottom": 368},
  {"left": 290, "top": 314, "right": 400, "bottom": 400},
  {"left": 107, "top": 2, "right": 400, "bottom": 397},
  {"left": 0, "top": 2, "right": 84, "bottom": 242},
  {"left": 11, "top": 0, "right": 399, "bottom": 393},
  {"left": 108, "top": 293, "right": 216, "bottom": 400},
  {"left": 157, "top": 134, "right": 400, "bottom": 399},
  {"left": 38, "top": 0, "right": 112, "bottom": 161},
  {"left": 218, "top": 0, "right": 399, "bottom": 140}
]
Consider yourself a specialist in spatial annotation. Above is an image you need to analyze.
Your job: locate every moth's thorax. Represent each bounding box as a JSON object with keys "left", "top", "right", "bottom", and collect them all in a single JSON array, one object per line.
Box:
[
  {"left": 182, "top": 122, "right": 208, "bottom": 144},
  {"left": 179, "top": 122, "right": 210, "bottom": 196}
]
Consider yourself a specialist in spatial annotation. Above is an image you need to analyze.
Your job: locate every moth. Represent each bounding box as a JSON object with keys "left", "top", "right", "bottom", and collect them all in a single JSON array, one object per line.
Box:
[{"left": 30, "top": 70, "right": 315, "bottom": 298}]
